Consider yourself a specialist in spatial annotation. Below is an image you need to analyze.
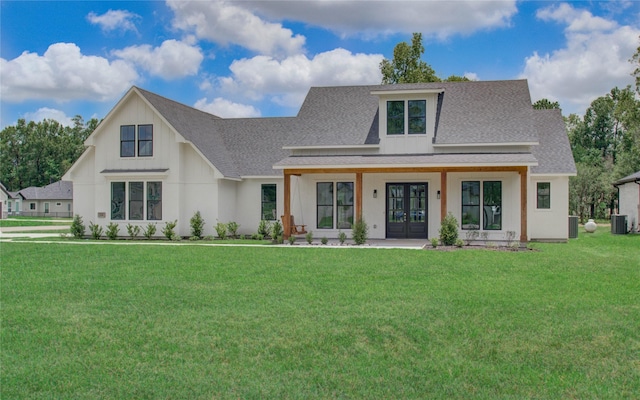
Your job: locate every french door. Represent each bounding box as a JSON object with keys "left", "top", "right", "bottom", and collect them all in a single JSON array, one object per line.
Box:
[{"left": 386, "top": 183, "right": 428, "bottom": 238}]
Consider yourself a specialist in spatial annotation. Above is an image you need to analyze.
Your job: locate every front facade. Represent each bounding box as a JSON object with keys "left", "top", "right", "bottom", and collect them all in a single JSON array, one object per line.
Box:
[
  {"left": 614, "top": 171, "right": 640, "bottom": 232},
  {"left": 64, "top": 80, "right": 576, "bottom": 241},
  {"left": 4, "top": 181, "right": 74, "bottom": 218}
]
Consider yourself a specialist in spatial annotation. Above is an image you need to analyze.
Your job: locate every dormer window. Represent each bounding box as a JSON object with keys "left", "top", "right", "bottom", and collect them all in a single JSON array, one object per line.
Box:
[
  {"left": 386, "top": 100, "right": 426, "bottom": 135},
  {"left": 120, "top": 124, "right": 153, "bottom": 158}
]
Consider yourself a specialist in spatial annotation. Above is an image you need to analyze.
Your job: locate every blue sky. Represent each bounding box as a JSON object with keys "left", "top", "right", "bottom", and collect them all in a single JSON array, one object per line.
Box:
[{"left": 1, "top": 1, "right": 639, "bottom": 128}]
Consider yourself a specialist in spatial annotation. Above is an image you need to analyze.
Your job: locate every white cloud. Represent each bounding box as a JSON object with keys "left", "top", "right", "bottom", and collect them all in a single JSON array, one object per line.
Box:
[
  {"left": 23, "top": 108, "right": 74, "bottom": 126},
  {"left": 219, "top": 48, "right": 383, "bottom": 108},
  {"left": 464, "top": 72, "right": 479, "bottom": 81},
  {"left": 87, "top": 9, "right": 141, "bottom": 33},
  {"left": 167, "top": 0, "right": 305, "bottom": 57},
  {"left": 244, "top": 0, "right": 518, "bottom": 39},
  {"left": 1, "top": 42, "right": 138, "bottom": 102},
  {"left": 521, "top": 4, "right": 639, "bottom": 114},
  {"left": 112, "top": 39, "right": 204, "bottom": 79},
  {"left": 194, "top": 97, "right": 261, "bottom": 118}
]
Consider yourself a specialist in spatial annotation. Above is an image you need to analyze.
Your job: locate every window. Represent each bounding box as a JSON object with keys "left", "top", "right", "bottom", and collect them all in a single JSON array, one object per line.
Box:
[
  {"left": 7, "top": 201, "right": 11, "bottom": 212},
  {"left": 387, "top": 101, "right": 404, "bottom": 135},
  {"left": 461, "top": 181, "right": 502, "bottom": 230},
  {"left": 317, "top": 183, "right": 334, "bottom": 229},
  {"left": 120, "top": 124, "right": 153, "bottom": 157},
  {"left": 111, "top": 182, "right": 126, "bottom": 220},
  {"left": 30, "top": 203, "right": 36, "bottom": 210},
  {"left": 387, "top": 100, "right": 426, "bottom": 135},
  {"left": 317, "top": 182, "right": 354, "bottom": 229},
  {"left": 120, "top": 125, "right": 135, "bottom": 157},
  {"left": 408, "top": 100, "right": 426, "bottom": 134},
  {"left": 261, "top": 184, "right": 277, "bottom": 220},
  {"left": 138, "top": 125, "right": 153, "bottom": 157},
  {"left": 537, "top": 182, "right": 551, "bottom": 209},
  {"left": 129, "top": 182, "right": 144, "bottom": 220},
  {"left": 147, "top": 182, "right": 162, "bottom": 220},
  {"left": 44, "top": 203, "right": 49, "bottom": 214}
]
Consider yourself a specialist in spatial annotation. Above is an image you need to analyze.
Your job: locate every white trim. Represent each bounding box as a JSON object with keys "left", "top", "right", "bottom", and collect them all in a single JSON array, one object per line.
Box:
[
  {"left": 101, "top": 170, "right": 169, "bottom": 177},
  {"left": 371, "top": 88, "right": 444, "bottom": 95},
  {"left": 433, "top": 142, "right": 539, "bottom": 147},
  {"left": 274, "top": 162, "right": 538, "bottom": 170},
  {"left": 282, "top": 144, "right": 379, "bottom": 150},
  {"left": 241, "top": 175, "right": 282, "bottom": 179},
  {"left": 530, "top": 173, "right": 577, "bottom": 177}
]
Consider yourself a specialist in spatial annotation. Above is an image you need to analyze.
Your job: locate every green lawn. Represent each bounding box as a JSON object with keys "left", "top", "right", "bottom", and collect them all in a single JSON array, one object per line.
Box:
[
  {"left": 0, "top": 219, "right": 71, "bottom": 228},
  {"left": 2, "top": 231, "right": 639, "bottom": 398}
]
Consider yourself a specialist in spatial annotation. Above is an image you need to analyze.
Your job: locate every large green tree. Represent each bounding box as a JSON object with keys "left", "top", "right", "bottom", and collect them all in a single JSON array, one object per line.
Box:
[
  {"left": 0, "top": 116, "right": 97, "bottom": 191},
  {"left": 380, "top": 33, "right": 439, "bottom": 84},
  {"left": 631, "top": 35, "right": 640, "bottom": 93}
]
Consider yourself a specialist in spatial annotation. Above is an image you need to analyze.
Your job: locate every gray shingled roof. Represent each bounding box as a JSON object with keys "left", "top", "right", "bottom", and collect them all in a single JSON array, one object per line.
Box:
[
  {"left": 614, "top": 170, "right": 640, "bottom": 185},
  {"left": 17, "top": 180, "right": 73, "bottom": 200},
  {"left": 135, "top": 79, "right": 574, "bottom": 177},
  {"left": 530, "top": 109, "right": 577, "bottom": 175}
]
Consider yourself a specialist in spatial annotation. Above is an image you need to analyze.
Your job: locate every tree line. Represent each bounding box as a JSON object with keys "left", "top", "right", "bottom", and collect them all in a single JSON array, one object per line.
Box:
[{"left": 0, "top": 116, "right": 98, "bottom": 191}]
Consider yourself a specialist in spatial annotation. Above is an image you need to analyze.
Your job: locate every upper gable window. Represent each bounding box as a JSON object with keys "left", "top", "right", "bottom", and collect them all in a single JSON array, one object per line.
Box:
[
  {"left": 120, "top": 124, "right": 153, "bottom": 158},
  {"left": 386, "top": 100, "right": 426, "bottom": 135}
]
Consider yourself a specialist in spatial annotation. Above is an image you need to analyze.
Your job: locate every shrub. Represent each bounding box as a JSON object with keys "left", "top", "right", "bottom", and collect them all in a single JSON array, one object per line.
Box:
[
  {"left": 257, "top": 220, "right": 271, "bottom": 238},
  {"left": 275, "top": 235, "right": 284, "bottom": 244},
  {"left": 439, "top": 212, "right": 459, "bottom": 246},
  {"left": 227, "top": 221, "right": 239, "bottom": 239},
  {"left": 455, "top": 238, "right": 465, "bottom": 248},
  {"left": 305, "top": 231, "right": 313, "bottom": 244},
  {"left": 190, "top": 211, "right": 205, "bottom": 239},
  {"left": 352, "top": 218, "right": 368, "bottom": 245},
  {"left": 203, "top": 235, "right": 215, "bottom": 241},
  {"left": 430, "top": 237, "right": 438, "bottom": 248},
  {"left": 106, "top": 222, "right": 119, "bottom": 240},
  {"left": 162, "top": 220, "right": 178, "bottom": 240},
  {"left": 321, "top": 236, "right": 328, "bottom": 245},
  {"left": 270, "top": 220, "right": 283, "bottom": 240},
  {"left": 89, "top": 221, "right": 103, "bottom": 240},
  {"left": 288, "top": 235, "right": 296, "bottom": 245},
  {"left": 70, "top": 214, "right": 85, "bottom": 239},
  {"left": 215, "top": 222, "right": 227, "bottom": 240},
  {"left": 143, "top": 223, "right": 156, "bottom": 239},
  {"left": 338, "top": 230, "right": 347, "bottom": 245},
  {"left": 126, "top": 223, "right": 140, "bottom": 239}
]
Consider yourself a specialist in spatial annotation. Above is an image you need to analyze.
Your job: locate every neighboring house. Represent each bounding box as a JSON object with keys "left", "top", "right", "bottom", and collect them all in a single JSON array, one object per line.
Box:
[
  {"left": 11, "top": 180, "right": 74, "bottom": 218},
  {"left": 614, "top": 171, "right": 640, "bottom": 232},
  {"left": 0, "top": 182, "right": 9, "bottom": 219},
  {"left": 63, "top": 79, "right": 576, "bottom": 241}
]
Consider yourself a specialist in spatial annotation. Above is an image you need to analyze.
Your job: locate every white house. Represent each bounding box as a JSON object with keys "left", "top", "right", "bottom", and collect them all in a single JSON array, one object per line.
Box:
[
  {"left": 614, "top": 171, "right": 640, "bottom": 232},
  {"left": 0, "top": 182, "right": 9, "bottom": 219},
  {"left": 63, "top": 80, "right": 576, "bottom": 241}
]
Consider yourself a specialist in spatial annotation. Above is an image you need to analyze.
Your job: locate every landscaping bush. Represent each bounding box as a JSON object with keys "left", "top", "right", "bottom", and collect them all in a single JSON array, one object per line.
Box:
[
  {"left": 143, "top": 223, "right": 156, "bottom": 239},
  {"left": 430, "top": 237, "right": 439, "bottom": 248},
  {"left": 215, "top": 222, "right": 227, "bottom": 240},
  {"left": 352, "top": 218, "right": 368, "bottom": 245},
  {"left": 89, "top": 221, "right": 103, "bottom": 240},
  {"left": 257, "top": 220, "right": 271, "bottom": 238},
  {"left": 270, "top": 220, "right": 283, "bottom": 240},
  {"left": 190, "top": 211, "right": 205, "bottom": 239},
  {"left": 126, "top": 223, "right": 140, "bottom": 239},
  {"left": 288, "top": 235, "right": 296, "bottom": 245},
  {"left": 305, "top": 231, "right": 313, "bottom": 244},
  {"left": 338, "top": 230, "right": 347, "bottom": 245},
  {"left": 455, "top": 238, "right": 464, "bottom": 248},
  {"left": 439, "top": 212, "right": 459, "bottom": 246},
  {"left": 321, "top": 236, "right": 328, "bottom": 245},
  {"left": 106, "top": 222, "right": 119, "bottom": 240},
  {"left": 70, "top": 214, "right": 85, "bottom": 239},
  {"left": 227, "top": 221, "right": 239, "bottom": 239},
  {"left": 162, "top": 220, "right": 178, "bottom": 240}
]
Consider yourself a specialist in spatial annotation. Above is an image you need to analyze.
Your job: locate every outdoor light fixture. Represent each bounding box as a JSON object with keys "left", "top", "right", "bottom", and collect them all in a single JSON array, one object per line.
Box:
[
  {"left": 437, "top": 190, "right": 441, "bottom": 199},
  {"left": 373, "top": 189, "right": 377, "bottom": 198}
]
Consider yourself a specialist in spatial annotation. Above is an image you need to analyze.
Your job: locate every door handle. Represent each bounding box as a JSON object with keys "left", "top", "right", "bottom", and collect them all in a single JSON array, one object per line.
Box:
[{"left": 403, "top": 212, "right": 407, "bottom": 222}]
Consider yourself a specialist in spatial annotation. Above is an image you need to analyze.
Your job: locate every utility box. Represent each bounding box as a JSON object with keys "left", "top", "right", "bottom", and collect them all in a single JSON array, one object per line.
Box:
[
  {"left": 611, "top": 215, "right": 628, "bottom": 235},
  {"left": 568, "top": 216, "right": 579, "bottom": 239}
]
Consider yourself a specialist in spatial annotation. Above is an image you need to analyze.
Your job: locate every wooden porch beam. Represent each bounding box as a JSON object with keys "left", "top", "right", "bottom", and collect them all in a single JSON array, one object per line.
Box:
[
  {"left": 520, "top": 167, "right": 528, "bottom": 242},
  {"left": 283, "top": 172, "right": 291, "bottom": 239},
  {"left": 284, "top": 166, "right": 529, "bottom": 175},
  {"left": 440, "top": 171, "right": 447, "bottom": 222},
  {"left": 356, "top": 172, "right": 363, "bottom": 220}
]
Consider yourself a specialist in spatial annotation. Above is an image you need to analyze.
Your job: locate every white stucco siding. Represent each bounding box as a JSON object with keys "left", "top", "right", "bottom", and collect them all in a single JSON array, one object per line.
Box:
[
  {"left": 378, "top": 93, "right": 438, "bottom": 155},
  {"left": 618, "top": 182, "right": 640, "bottom": 231},
  {"left": 529, "top": 176, "right": 570, "bottom": 241}
]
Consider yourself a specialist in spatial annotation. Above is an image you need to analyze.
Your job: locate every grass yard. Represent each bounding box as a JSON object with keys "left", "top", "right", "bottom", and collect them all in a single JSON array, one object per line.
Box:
[
  {"left": 2, "top": 231, "right": 639, "bottom": 398},
  {"left": 0, "top": 219, "right": 71, "bottom": 228}
]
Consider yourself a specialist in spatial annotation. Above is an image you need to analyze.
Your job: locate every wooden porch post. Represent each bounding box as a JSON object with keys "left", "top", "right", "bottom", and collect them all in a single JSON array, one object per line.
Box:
[
  {"left": 283, "top": 171, "right": 291, "bottom": 239},
  {"left": 356, "top": 172, "right": 363, "bottom": 220},
  {"left": 440, "top": 171, "right": 447, "bottom": 222},
  {"left": 520, "top": 167, "right": 528, "bottom": 242}
]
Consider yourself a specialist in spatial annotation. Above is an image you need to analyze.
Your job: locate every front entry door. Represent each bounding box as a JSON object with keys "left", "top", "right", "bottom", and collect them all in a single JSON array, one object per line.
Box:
[{"left": 386, "top": 183, "right": 428, "bottom": 238}]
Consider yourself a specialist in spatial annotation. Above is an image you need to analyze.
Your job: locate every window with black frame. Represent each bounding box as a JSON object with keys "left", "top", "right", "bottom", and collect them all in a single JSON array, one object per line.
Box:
[
  {"left": 261, "top": 184, "right": 277, "bottom": 220},
  {"left": 537, "top": 182, "right": 551, "bottom": 209}
]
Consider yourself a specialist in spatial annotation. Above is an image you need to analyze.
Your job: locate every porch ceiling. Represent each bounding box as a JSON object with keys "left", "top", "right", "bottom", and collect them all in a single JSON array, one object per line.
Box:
[{"left": 273, "top": 153, "right": 537, "bottom": 171}]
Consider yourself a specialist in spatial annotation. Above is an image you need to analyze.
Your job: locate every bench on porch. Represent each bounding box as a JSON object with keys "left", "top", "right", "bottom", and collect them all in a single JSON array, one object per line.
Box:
[{"left": 281, "top": 215, "right": 307, "bottom": 235}]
